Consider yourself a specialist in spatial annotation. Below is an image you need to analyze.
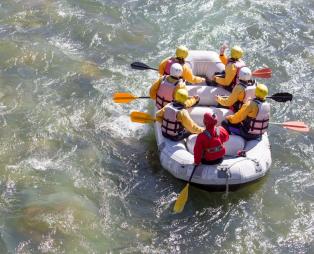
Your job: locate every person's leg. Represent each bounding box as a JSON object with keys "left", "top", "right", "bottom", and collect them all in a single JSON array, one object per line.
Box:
[
  {"left": 238, "top": 127, "right": 261, "bottom": 140},
  {"left": 216, "top": 103, "right": 230, "bottom": 109},
  {"left": 201, "top": 157, "right": 223, "bottom": 165},
  {"left": 214, "top": 71, "right": 225, "bottom": 77},
  {"left": 163, "top": 130, "right": 191, "bottom": 141},
  {"left": 221, "top": 120, "right": 231, "bottom": 134},
  {"left": 162, "top": 132, "right": 182, "bottom": 141},
  {"left": 221, "top": 120, "right": 241, "bottom": 135},
  {"left": 205, "top": 78, "right": 218, "bottom": 86},
  {"left": 181, "top": 130, "right": 191, "bottom": 140},
  {"left": 218, "top": 84, "right": 233, "bottom": 92}
]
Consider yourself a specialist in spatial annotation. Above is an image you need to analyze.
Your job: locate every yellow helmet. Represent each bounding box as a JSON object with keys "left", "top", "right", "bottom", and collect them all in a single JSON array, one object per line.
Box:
[
  {"left": 255, "top": 83, "right": 268, "bottom": 100},
  {"left": 176, "top": 45, "right": 189, "bottom": 59},
  {"left": 174, "top": 89, "right": 189, "bottom": 104},
  {"left": 230, "top": 46, "right": 243, "bottom": 59}
]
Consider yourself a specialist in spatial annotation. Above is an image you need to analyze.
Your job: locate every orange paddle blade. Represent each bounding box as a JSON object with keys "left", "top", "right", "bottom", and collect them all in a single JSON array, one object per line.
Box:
[
  {"left": 113, "top": 93, "right": 137, "bottom": 103},
  {"left": 252, "top": 68, "right": 272, "bottom": 78},
  {"left": 282, "top": 121, "right": 310, "bottom": 132},
  {"left": 130, "top": 111, "right": 155, "bottom": 123}
]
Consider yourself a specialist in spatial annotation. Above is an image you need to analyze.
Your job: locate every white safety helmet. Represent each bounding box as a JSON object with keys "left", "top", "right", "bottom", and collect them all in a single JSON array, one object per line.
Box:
[
  {"left": 239, "top": 67, "right": 252, "bottom": 81},
  {"left": 170, "top": 63, "right": 183, "bottom": 78}
]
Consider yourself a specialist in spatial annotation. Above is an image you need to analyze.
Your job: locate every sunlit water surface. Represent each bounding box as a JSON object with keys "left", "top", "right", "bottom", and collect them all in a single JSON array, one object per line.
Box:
[{"left": 0, "top": 0, "right": 313, "bottom": 253}]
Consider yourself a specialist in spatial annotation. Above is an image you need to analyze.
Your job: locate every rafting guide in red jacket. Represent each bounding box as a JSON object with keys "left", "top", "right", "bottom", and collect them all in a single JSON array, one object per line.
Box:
[{"left": 194, "top": 113, "right": 230, "bottom": 165}]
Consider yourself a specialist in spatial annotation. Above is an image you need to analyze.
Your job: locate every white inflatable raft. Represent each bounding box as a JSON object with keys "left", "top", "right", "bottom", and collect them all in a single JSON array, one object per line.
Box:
[{"left": 153, "top": 50, "right": 272, "bottom": 189}]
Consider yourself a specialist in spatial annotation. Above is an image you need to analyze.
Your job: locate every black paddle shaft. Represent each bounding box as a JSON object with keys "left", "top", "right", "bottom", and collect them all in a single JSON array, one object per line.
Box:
[
  {"left": 221, "top": 92, "right": 292, "bottom": 102},
  {"left": 188, "top": 165, "right": 198, "bottom": 182},
  {"left": 130, "top": 62, "right": 158, "bottom": 71}
]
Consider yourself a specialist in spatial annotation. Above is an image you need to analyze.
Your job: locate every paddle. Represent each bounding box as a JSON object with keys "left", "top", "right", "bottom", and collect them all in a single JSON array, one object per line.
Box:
[
  {"left": 252, "top": 68, "right": 272, "bottom": 78},
  {"left": 130, "top": 112, "right": 309, "bottom": 133},
  {"left": 130, "top": 62, "right": 158, "bottom": 71},
  {"left": 113, "top": 93, "right": 150, "bottom": 103},
  {"left": 130, "top": 111, "right": 156, "bottom": 123},
  {"left": 173, "top": 165, "right": 198, "bottom": 214},
  {"left": 221, "top": 92, "right": 293, "bottom": 103},
  {"left": 114, "top": 92, "right": 292, "bottom": 104},
  {"left": 266, "top": 92, "right": 292, "bottom": 102},
  {"left": 118, "top": 84, "right": 291, "bottom": 105},
  {"left": 130, "top": 61, "right": 272, "bottom": 78},
  {"left": 269, "top": 121, "right": 310, "bottom": 133}
]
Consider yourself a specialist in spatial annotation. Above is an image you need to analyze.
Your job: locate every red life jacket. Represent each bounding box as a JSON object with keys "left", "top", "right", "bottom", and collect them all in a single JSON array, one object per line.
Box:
[
  {"left": 227, "top": 58, "right": 246, "bottom": 90},
  {"left": 164, "top": 57, "right": 184, "bottom": 75},
  {"left": 202, "top": 127, "right": 225, "bottom": 161},
  {"left": 156, "top": 76, "right": 181, "bottom": 109},
  {"left": 243, "top": 99, "right": 270, "bottom": 135},
  {"left": 164, "top": 58, "right": 176, "bottom": 75},
  {"left": 161, "top": 103, "right": 184, "bottom": 137}
]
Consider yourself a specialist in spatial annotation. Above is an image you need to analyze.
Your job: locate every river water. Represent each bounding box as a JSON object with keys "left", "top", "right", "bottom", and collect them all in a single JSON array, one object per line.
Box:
[{"left": 0, "top": 0, "right": 313, "bottom": 253}]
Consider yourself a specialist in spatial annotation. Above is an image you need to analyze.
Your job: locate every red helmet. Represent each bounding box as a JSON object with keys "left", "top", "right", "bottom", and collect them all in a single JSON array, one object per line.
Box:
[{"left": 203, "top": 112, "right": 217, "bottom": 130}]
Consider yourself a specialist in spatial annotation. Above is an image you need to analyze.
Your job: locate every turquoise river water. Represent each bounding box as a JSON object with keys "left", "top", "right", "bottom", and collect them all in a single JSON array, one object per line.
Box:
[{"left": 0, "top": 0, "right": 313, "bottom": 253}]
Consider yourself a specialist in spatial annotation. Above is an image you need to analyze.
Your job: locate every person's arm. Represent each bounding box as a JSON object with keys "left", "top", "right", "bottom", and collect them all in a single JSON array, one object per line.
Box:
[
  {"left": 182, "top": 64, "right": 205, "bottom": 84},
  {"left": 184, "top": 96, "right": 199, "bottom": 108},
  {"left": 155, "top": 107, "right": 166, "bottom": 123},
  {"left": 194, "top": 134, "right": 204, "bottom": 165},
  {"left": 219, "top": 53, "right": 228, "bottom": 65},
  {"left": 177, "top": 110, "right": 205, "bottom": 134},
  {"left": 219, "top": 43, "right": 228, "bottom": 65},
  {"left": 218, "top": 126, "right": 230, "bottom": 143},
  {"left": 158, "top": 57, "right": 169, "bottom": 76},
  {"left": 214, "top": 63, "right": 237, "bottom": 86},
  {"left": 225, "top": 101, "right": 253, "bottom": 124},
  {"left": 149, "top": 78, "right": 162, "bottom": 100},
  {"left": 216, "top": 85, "right": 244, "bottom": 107}
]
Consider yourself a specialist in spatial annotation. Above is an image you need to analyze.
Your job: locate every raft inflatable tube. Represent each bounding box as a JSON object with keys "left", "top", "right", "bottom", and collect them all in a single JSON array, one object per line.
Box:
[
  {"left": 185, "top": 50, "right": 225, "bottom": 80},
  {"left": 153, "top": 51, "right": 272, "bottom": 189}
]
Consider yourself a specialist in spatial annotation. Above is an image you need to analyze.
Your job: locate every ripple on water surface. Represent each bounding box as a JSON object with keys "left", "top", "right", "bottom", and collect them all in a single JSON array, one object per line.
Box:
[{"left": 0, "top": 0, "right": 313, "bottom": 253}]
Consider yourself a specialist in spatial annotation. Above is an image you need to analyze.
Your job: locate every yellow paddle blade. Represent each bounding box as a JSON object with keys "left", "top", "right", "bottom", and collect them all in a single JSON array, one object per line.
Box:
[
  {"left": 173, "top": 183, "right": 190, "bottom": 213},
  {"left": 130, "top": 111, "right": 155, "bottom": 124},
  {"left": 113, "top": 93, "right": 137, "bottom": 103}
]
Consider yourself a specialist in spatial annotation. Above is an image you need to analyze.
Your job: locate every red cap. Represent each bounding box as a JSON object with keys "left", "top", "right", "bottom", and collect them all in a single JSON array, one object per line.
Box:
[{"left": 203, "top": 112, "right": 217, "bottom": 130}]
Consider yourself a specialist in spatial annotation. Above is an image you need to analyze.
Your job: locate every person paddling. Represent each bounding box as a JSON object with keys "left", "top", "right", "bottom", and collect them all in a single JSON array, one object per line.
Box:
[
  {"left": 155, "top": 89, "right": 204, "bottom": 141},
  {"left": 150, "top": 63, "right": 199, "bottom": 109},
  {"left": 194, "top": 113, "right": 229, "bottom": 165},
  {"left": 221, "top": 84, "right": 270, "bottom": 140},
  {"left": 212, "top": 45, "right": 246, "bottom": 92},
  {"left": 159, "top": 45, "right": 205, "bottom": 84},
  {"left": 216, "top": 67, "right": 257, "bottom": 112}
]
